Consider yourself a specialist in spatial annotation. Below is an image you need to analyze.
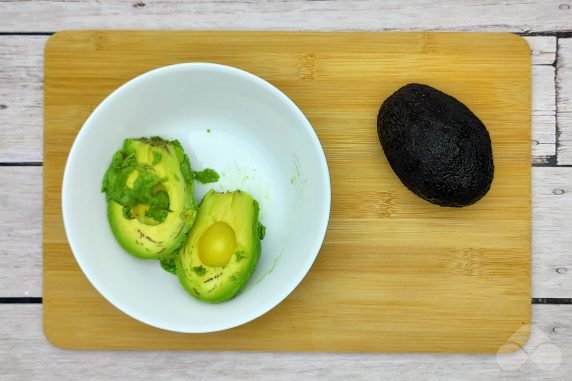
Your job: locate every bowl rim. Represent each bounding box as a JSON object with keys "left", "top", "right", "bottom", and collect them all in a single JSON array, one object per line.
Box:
[{"left": 61, "top": 62, "right": 332, "bottom": 333}]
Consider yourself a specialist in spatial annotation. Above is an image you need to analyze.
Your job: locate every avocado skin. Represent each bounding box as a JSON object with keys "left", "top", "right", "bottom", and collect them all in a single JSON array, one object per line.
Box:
[{"left": 377, "top": 83, "right": 494, "bottom": 207}]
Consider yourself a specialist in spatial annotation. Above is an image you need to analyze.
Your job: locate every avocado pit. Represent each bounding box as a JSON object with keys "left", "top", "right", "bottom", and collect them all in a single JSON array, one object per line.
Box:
[{"left": 198, "top": 221, "right": 237, "bottom": 267}]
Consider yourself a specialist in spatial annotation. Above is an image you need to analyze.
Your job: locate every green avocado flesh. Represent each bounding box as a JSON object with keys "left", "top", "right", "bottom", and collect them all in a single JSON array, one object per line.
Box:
[
  {"left": 193, "top": 168, "right": 220, "bottom": 184},
  {"left": 177, "top": 190, "right": 264, "bottom": 303},
  {"left": 102, "top": 137, "right": 198, "bottom": 259}
]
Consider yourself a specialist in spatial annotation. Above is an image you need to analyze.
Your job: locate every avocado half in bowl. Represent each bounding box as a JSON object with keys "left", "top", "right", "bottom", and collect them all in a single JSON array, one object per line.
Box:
[{"left": 62, "top": 63, "right": 331, "bottom": 333}]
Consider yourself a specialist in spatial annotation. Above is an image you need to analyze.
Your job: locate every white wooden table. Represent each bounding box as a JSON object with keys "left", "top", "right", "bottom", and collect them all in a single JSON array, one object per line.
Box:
[{"left": 1, "top": 1, "right": 571, "bottom": 379}]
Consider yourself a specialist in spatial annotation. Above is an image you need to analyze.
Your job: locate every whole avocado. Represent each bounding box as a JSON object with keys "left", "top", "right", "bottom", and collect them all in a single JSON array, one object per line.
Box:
[{"left": 377, "top": 83, "right": 494, "bottom": 207}]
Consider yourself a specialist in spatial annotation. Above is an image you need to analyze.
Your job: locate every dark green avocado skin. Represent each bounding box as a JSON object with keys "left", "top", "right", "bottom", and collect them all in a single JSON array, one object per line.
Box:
[{"left": 377, "top": 83, "right": 494, "bottom": 207}]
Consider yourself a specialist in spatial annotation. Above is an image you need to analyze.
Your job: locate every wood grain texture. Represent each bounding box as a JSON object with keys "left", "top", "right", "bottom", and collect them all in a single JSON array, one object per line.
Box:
[
  {"left": 0, "top": 167, "right": 43, "bottom": 297},
  {"left": 525, "top": 36, "right": 556, "bottom": 66},
  {"left": 0, "top": 1, "right": 567, "bottom": 378},
  {"left": 0, "top": 35, "right": 556, "bottom": 162},
  {"left": 44, "top": 31, "right": 531, "bottom": 352},
  {"left": 557, "top": 38, "right": 572, "bottom": 165},
  {"left": 1, "top": 166, "right": 569, "bottom": 298},
  {"left": 532, "top": 65, "right": 556, "bottom": 159},
  {"left": 526, "top": 35, "right": 557, "bottom": 162},
  {"left": 2, "top": 304, "right": 572, "bottom": 380},
  {"left": 0, "top": 36, "right": 46, "bottom": 162},
  {"left": 532, "top": 168, "right": 572, "bottom": 297},
  {"left": 0, "top": 36, "right": 563, "bottom": 299},
  {"left": 0, "top": 0, "right": 571, "bottom": 33}
]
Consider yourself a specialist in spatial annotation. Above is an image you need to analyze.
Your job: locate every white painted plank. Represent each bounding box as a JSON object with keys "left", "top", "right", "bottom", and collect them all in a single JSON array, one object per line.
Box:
[
  {"left": 532, "top": 167, "right": 572, "bottom": 297},
  {"left": 0, "top": 166, "right": 570, "bottom": 297},
  {"left": 0, "top": 0, "right": 571, "bottom": 33},
  {"left": 0, "top": 36, "right": 46, "bottom": 162},
  {"left": 557, "top": 38, "right": 572, "bottom": 165},
  {"left": 0, "top": 304, "right": 570, "bottom": 380},
  {"left": 532, "top": 65, "right": 556, "bottom": 159},
  {"left": 0, "top": 35, "right": 557, "bottom": 162},
  {"left": 0, "top": 167, "right": 42, "bottom": 297},
  {"left": 526, "top": 36, "right": 557, "bottom": 161},
  {"left": 524, "top": 36, "right": 556, "bottom": 65}
]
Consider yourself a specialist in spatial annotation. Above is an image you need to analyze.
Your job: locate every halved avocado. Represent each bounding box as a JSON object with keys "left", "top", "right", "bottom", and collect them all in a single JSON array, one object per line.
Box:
[
  {"left": 177, "top": 190, "right": 265, "bottom": 303},
  {"left": 102, "top": 137, "right": 197, "bottom": 259}
]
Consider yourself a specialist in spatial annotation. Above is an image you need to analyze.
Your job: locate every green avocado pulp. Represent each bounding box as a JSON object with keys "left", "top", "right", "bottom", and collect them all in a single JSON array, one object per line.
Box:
[
  {"left": 101, "top": 137, "right": 198, "bottom": 260},
  {"left": 102, "top": 142, "right": 170, "bottom": 225},
  {"left": 193, "top": 168, "right": 220, "bottom": 184}
]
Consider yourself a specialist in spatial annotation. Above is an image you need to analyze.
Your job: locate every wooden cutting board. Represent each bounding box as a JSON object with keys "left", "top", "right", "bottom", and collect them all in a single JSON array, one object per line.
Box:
[{"left": 44, "top": 31, "right": 531, "bottom": 352}]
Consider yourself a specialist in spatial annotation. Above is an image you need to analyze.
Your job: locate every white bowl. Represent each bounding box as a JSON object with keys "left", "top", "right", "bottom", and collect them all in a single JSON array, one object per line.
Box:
[{"left": 62, "top": 63, "right": 331, "bottom": 333}]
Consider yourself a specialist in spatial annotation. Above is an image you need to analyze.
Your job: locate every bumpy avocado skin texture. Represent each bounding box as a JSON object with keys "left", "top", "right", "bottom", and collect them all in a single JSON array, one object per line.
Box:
[
  {"left": 377, "top": 83, "right": 494, "bottom": 207},
  {"left": 177, "top": 190, "right": 263, "bottom": 303},
  {"left": 102, "top": 137, "right": 198, "bottom": 259}
]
